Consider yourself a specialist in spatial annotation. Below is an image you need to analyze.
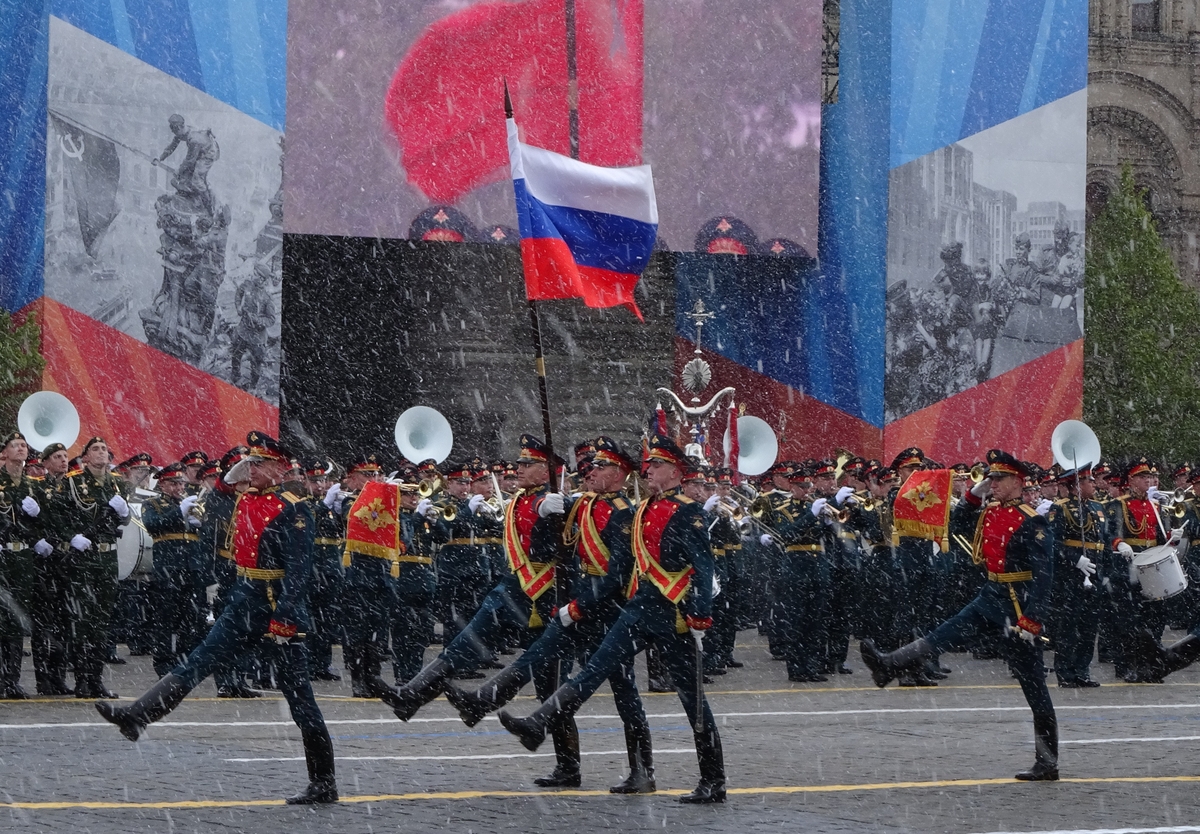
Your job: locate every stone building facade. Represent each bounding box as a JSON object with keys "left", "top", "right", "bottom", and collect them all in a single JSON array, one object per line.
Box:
[{"left": 1089, "top": 0, "right": 1200, "bottom": 285}]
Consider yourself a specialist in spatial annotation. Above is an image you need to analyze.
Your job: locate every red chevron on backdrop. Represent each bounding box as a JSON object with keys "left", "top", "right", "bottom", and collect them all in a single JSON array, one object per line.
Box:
[{"left": 29, "top": 298, "right": 278, "bottom": 462}]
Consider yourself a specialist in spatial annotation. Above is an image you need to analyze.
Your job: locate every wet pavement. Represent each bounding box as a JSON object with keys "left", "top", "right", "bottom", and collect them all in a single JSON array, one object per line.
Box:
[{"left": 3, "top": 632, "right": 1200, "bottom": 833}]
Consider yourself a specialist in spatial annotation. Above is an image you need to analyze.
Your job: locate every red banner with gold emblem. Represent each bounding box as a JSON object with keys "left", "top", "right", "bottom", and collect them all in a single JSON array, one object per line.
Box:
[
  {"left": 892, "top": 468, "right": 953, "bottom": 552},
  {"left": 344, "top": 481, "right": 402, "bottom": 563}
]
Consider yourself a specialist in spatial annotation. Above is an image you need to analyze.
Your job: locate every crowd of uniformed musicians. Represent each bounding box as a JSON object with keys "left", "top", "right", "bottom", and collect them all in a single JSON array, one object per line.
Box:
[{"left": 5, "top": 425, "right": 1200, "bottom": 802}]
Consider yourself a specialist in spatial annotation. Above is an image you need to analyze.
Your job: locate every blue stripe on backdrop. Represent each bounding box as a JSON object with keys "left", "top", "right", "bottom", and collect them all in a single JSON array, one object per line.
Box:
[
  {"left": 49, "top": 0, "right": 286, "bottom": 130},
  {"left": 890, "top": 0, "right": 1086, "bottom": 167},
  {"left": 817, "top": 0, "right": 890, "bottom": 427},
  {"left": 514, "top": 179, "right": 657, "bottom": 276},
  {"left": 0, "top": 0, "right": 49, "bottom": 312}
]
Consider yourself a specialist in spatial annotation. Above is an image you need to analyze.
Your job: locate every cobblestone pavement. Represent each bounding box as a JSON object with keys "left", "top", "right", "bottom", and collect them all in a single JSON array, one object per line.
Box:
[{"left": 4, "top": 631, "right": 1200, "bottom": 833}]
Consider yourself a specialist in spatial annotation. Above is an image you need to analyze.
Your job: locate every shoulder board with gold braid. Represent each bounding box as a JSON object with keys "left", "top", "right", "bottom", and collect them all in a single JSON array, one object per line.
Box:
[
  {"left": 612, "top": 496, "right": 628, "bottom": 510},
  {"left": 676, "top": 495, "right": 694, "bottom": 504},
  {"left": 1018, "top": 504, "right": 1039, "bottom": 518},
  {"left": 281, "top": 491, "right": 303, "bottom": 504}
]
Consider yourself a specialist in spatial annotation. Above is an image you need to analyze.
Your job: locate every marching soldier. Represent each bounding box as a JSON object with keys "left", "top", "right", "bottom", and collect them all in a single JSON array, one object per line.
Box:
[
  {"left": 50, "top": 436, "right": 130, "bottom": 699},
  {"left": 97, "top": 431, "right": 338, "bottom": 805},
  {"left": 445, "top": 436, "right": 655, "bottom": 792},
  {"left": 862, "top": 450, "right": 1059, "bottom": 781},
  {"left": 372, "top": 434, "right": 580, "bottom": 788},
  {"left": 29, "top": 442, "right": 72, "bottom": 695},
  {"left": 302, "top": 459, "right": 344, "bottom": 682},
  {"left": 0, "top": 431, "right": 39, "bottom": 698},
  {"left": 812, "top": 458, "right": 861, "bottom": 675},
  {"left": 392, "top": 480, "right": 449, "bottom": 683},
  {"left": 141, "top": 462, "right": 207, "bottom": 679},
  {"left": 498, "top": 434, "right": 725, "bottom": 803},
  {"left": 1047, "top": 465, "right": 1108, "bottom": 687}
]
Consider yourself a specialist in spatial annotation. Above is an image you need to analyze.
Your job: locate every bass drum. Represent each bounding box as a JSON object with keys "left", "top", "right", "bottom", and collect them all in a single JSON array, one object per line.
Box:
[{"left": 117, "top": 504, "right": 154, "bottom": 580}]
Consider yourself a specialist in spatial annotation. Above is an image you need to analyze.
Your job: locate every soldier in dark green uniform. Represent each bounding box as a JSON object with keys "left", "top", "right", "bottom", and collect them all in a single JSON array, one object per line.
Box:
[
  {"left": 181, "top": 451, "right": 209, "bottom": 495},
  {"left": 49, "top": 436, "right": 129, "bottom": 698},
  {"left": 29, "top": 442, "right": 72, "bottom": 694},
  {"left": 0, "top": 431, "right": 40, "bottom": 698},
  {"left": 435, "top": 461, "right": 493, "bottom": 655},
  {"left": 393, "top": 481, "right": 449, "bottom": 683},
  {"left": 142, "top": 463, "right": 207, "bottom": 678},
  {"left": 302, "top": 459, "right": 344, "bottom": 681}
]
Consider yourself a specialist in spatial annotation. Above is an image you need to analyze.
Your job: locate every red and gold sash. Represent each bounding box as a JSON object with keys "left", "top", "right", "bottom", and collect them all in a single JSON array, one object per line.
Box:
[
  {"left": 578, "top": 496, "right": 613, "bottom": 576},
  {"left": 632, "top": 496, "right": 693, "bottom": 604},
  {"left": 232, "top": 489, "right": 286, "bottom": 570},
  {"left": 503, "top": 490, "right": 557, "bottom": 607}
]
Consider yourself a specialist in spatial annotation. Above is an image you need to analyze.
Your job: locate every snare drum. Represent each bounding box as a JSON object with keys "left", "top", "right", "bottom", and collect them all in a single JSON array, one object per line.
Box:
[
  {"left": 1133, "top": 544, "right": 1189, "bottom": 601},
  {"left": 117, "top": 503, "right": 153, "bottom": 579}
]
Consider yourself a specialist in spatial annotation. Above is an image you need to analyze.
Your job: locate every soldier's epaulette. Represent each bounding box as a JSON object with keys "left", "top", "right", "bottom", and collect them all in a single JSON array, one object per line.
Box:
[
  {"left": 1017, "top": 504, "right": 1040, "bottom": 519},
  {"left": 26, "top": 475, "right": 44, "bottom": 482},
  {"left": 675, "top": 494, "right": 695, "bottom": 504},
  {"left": 612, "top": 496, "right": 628, "bottom": 510},
  {"left": 280, "top": 490, "right": 303, "bottom": 504}
]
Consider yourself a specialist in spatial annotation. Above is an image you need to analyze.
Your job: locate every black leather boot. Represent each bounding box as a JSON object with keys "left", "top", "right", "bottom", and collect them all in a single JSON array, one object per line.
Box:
[
  {"left": 679, "top": 725, "right": 725, "bottom": 803},
  {"left": 95, "top": 673, "right": 189, "bottom": 741},
  {"left": 371, "top": 657, "right": 452, "bottom": 721},
  {"left": 535, "top": 716, "right": 582, "bottom": 787},
  {"left": 498, "top": 683, "right": 582, "bottom": 752},
  {"left": 1162, "top": 634, "right": 1200, "bottom": 676},
  {"left": 860, "top": 638, "right": 932, "bottom": 688},
  {"left": 0, "top": 638, "right": 28, "bottom": 699},
  {"left": 444, "top": 662, "right": 530, "bottom": 727},
  {"left": 286, "top": 725, "right": 338, "bottom": 804},
  {"left": 1015, "top": 713, "right": 1059, "bottom": 781},
  {"left": 610, "top": 724, "right": 656, "bottom": 794}
]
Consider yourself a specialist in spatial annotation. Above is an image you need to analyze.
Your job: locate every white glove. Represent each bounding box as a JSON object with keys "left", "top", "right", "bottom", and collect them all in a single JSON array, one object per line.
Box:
[
  {"left": 33, "top": 539, "right": 53, "bottom": 557},
  {"left": 835, "top": 486, "right": 855, "bottom": 505},
  {"left": 1116, "top": 542, "right": 1134, "bottom": 559},
  {"left": 70, "top": 534, "right": 91, "bottom": 552},
  {"left": 703, "top": 494, "right": 721, "bottom": 513},
  {"left": 970, "top": 478, "right": 992, "bottom": 498},
  {"left": 690, "top": 628, "right": 705, "bottom": 649},
  {"left": 108, "top": 494, "right": 130, "bottom": 518},
  {"left": 810, "top": 497, "right": 829, "bottom": 518},
  {"left": 538, "top": 493, "right": 565, "bottom": 517},
  {"left": 323, "top": 483, "right": 343, "bottom": 511},
  {"left": 1017, "top": 627, "right": 1037, "bottom": 645},
  {"left": 1169, "top": 527, "right": 1185, "bottom": 547},
  {"left": 1035, "top": 498, "right": 1052, "bottom": 516},
  {"left": 1075, "top": 554, "right": 1096, "bottom": 577},
  {"left": 180, "top": 495, "right": 200, "bottom": 520},
  {"left": 20, "top": 496, "right": 39, "bottom": 517},
  {"left": 415, "top": 498, "right": 434, "bottom": 518},
  {"left": 759, "top": 534, "right": 774, "bottom": 547},
  {"left": 1147, "top": 486, "right": 1164, "bottom": 502},
  {"left": 468, "top": 494, "right": 486, "bottom": 512},
  {"left": 558, "top": 606, "right": 575, "bottom": 627}
]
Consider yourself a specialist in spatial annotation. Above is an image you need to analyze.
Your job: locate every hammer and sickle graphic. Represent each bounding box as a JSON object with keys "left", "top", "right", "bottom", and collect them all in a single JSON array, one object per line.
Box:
[{"left": 60, "top": 131, "right": 85, "bottom": 160}]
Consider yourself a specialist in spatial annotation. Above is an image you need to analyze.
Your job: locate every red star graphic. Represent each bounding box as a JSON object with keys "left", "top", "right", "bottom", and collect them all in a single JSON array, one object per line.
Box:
[
  {"left": 433, "top": 209, "right": 450, "bottom": 223},
  {"left": 770, "top": 241, "right": 785, "bottom": 254},
  {"left": 491, "top": 227, "right": 507, "bottom": 241},
  {"left": 716, "top": 218, "right": 732, "bottom": 233}
]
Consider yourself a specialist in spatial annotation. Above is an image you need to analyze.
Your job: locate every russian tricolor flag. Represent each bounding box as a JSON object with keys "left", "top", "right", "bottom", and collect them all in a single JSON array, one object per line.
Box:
[{"left": 507, "top": 118, "right": 658, "bottom": 320}]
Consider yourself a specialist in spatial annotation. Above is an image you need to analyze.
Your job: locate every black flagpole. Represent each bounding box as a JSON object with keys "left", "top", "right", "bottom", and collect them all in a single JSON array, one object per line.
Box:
[{"left": 506, "top": 83, "right": 558, "bottom": 472}]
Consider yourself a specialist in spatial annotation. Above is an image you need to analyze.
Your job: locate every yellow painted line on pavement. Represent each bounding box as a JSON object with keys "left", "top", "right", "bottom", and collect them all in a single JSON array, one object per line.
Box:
[{"left": 8, "top": 774, "right": 1200, "bottom": 810}]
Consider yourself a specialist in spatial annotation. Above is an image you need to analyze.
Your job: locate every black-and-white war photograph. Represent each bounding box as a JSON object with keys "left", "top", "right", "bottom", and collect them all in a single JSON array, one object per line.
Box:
[
  {"left": 885, "top": 90, "right": 1086, "bottom": 422},
  {"left": 43, "top": 18, "right": 284, "bottom": 404}
]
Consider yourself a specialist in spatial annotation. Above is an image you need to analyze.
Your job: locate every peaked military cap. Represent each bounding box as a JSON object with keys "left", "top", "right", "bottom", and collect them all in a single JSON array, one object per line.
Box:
[
  {"left": 645, "top": 434, "right": 689, "bottom": 468},
  {"left": 517, "top": 434, "right": 551, "bottom": 464},
  {"left": 891, "top": 447, "right": 924, "bottom": 470},
  {"left": 181, "top": 450, "right": 209, "bottom": 467},
  {"left": 1126, "top": 456, "right": 1153, "bottom": 479},
  {"left": 985, "top": 449, "right": 1027, "bottom": 480},
  {"left": 157, "top": 462, "right": 187, "bottom": 481},
  {"left": 348, "top": 453, "right": 383, "bottom": 474},
  {"left": 592, "top": 435, "right": 635, "bottom": 473}
]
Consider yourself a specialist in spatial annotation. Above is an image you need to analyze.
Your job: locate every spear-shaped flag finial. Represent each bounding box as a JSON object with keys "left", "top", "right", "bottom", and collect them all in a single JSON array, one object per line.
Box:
[{"left": 503, "top": 78, "right": 513, "bottom": 119}]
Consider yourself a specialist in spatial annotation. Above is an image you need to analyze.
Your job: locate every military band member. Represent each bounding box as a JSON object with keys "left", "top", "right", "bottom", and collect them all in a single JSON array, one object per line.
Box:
[
  {"left": 97, "top": 431, "right": 338, "bottom": 805},
  {"left": 862, "top": 450, "right": 1059, "bottom": 781},
  {"left": 181, "top": 450, "right": 208, "bottom": 495},
  {"left": 1106, "top": 457, "right": 1170, "bottom": 682},
  {"left": 49, "top": 436, "right": 129, "bottom": 699},
  {"left": 855, "top": 462, "right": 894, "bottom": 650},
  {"left": 29, "top": 442, "right": 72, "bottom": 695},
  {"left": 1045, "top": 465, "right": 1108, "bottom": 687},
  {"left": 888, "top": 447, "right": 943, "bottom": 686},
  {"left": 0, "top": 431, "right": 39, "bottom": 698},
  {"left": 141, "top": 462, "right": 206, "bottom": 679},
  {"left": 392, "top": 481, "right": 449, "bottom": 683},
  {"left": 499, "top": 434, "right": 725, "bottom": 803},
  {"left": 704, "top": 469, "right": 744, "bottom": 673},
  {"left": 436, "top": 461, "right": 495, "bottom": 652},
  {"left": 301, "top": 459, "right": 344, "bottom": 682},
  {"left": 813, "top": 458, "right": 861, "bottom": 675}
]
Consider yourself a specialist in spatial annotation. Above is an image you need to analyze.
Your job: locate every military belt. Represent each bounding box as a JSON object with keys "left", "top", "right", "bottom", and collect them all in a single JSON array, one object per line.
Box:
[
  {"left": 475, "top": 537, "right": 502, "bottom": 545},
  {"left": 1063, "top": 540, "right": 1104, "bottom": 551},
  {"left": 838, "top": 532, "right": 857, "bottom": 541},
  {"left": 397, "top": 554, "right": 433, "bottom": 565},
  {"left": 237, "top": 566, "right": 286, "bottom": 580},
  {"left": 445, "top": 538, "right": 481, "bottom": 546},
  {"left": 4, "top": 542, "right": 27, "bottom": 552},
  {"left": 785, "top": 544, "right": 823, "bottom": 554},
  {"left": 1125, "top": 537, "right": 1157, "bottom": 548},
  {"left": 314, "top": 537, "right": 343, "bottom": 546},
  {"left": 218, "top": 549, "right": 234, "bottom": 561},
  {"left": 988, "top": 570, "right": 1033, "bottom": 583},
  {"left": 725, "top": 544, "right": 742, "bottom": 551},
  {"left": 155, "top": 533, "right": 199, "bottom": 543}
]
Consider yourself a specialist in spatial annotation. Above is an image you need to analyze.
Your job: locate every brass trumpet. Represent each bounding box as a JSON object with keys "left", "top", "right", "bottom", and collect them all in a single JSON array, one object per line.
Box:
[
  {"left": 969, "top": 463, "right": 986, "bottom": 484},
  {"left": 418, "top": 476, "right": 444, "bottom": 499}
]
